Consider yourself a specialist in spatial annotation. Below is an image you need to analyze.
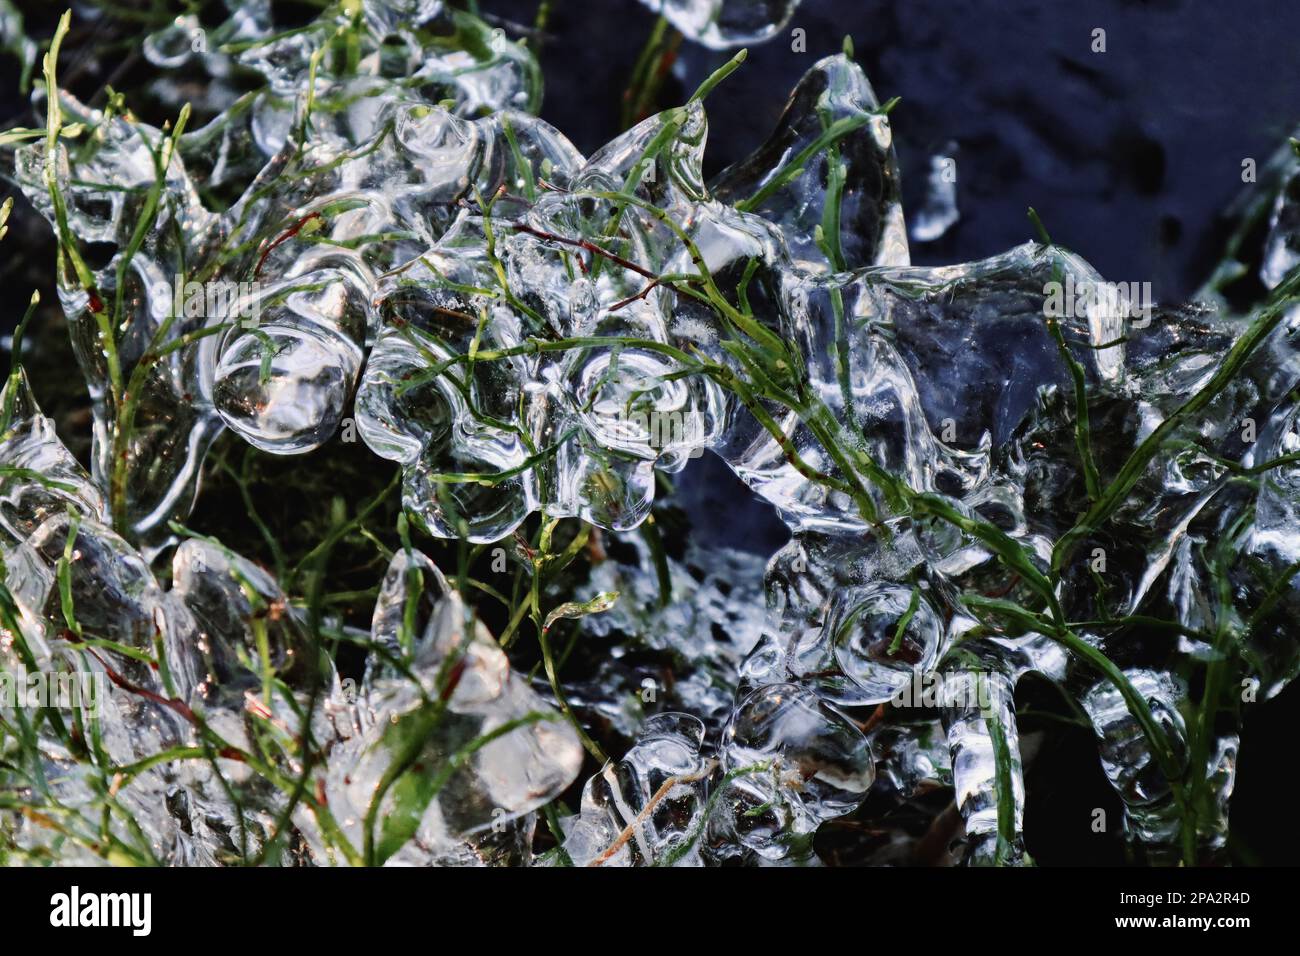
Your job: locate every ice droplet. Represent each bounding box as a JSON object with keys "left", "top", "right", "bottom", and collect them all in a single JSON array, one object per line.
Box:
[
  {"left": 719, "top": 683, "right": 873, "bottom": 860},
  {"left": 638, "top": 0, "right": 803, "bottom": 50},
  {"left": 563, "top": 713, "right": 714, "bottom": 867},
  {"left": 910, "top": 150, "right": 960, "bottom": 243},
  {"left": 712, "top": 54, "right": 909, "bottom": 272}
]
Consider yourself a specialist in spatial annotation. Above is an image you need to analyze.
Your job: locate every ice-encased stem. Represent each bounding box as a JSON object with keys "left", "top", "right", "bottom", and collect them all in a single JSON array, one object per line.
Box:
[{"left": 941, "top": 670, "right": 1025, "bottom": 864}]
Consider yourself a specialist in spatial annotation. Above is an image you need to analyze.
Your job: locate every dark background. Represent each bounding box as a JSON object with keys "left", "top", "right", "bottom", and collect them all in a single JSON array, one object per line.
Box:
[
  {"left": 488, "top": 0, "right": 1298, "bottom": 301},
  {"left": 2, "top": 0, "right": 1298, "bottom": 864}
]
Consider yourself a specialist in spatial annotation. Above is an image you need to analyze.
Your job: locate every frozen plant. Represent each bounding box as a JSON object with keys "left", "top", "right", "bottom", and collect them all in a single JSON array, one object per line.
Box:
[{"left": 1, "top": 2, "right": 1298, "bottom": 869}]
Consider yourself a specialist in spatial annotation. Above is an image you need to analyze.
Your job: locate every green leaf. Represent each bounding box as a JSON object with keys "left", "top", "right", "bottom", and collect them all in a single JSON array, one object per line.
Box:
[
  {"left": 543, "top": 591, "right": 619, "bottom": 633},
  {"left": 372, "top": 709, "right": 553, "bottom": 865},
  {"left": 373, "top": 709, "right": 442, "bottom": 864}
]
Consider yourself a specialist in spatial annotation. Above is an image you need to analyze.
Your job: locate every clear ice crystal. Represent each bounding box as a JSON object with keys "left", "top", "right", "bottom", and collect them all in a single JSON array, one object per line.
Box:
[
  {"left": 318, "top": 549, "right": 583, "bottom": 865},
  {"left": 562, "top": 713, "right": 713, "bottom": 867},
  {"left": 638, "top": 0, "right": 803, "bottom": 50},
  {"left": 910, "top": 150, "right": 960, "bottom": 243},
  {"left": 1082, "top": 671, "right": 1189, "bottom": 851},
  {"left": 717, "top": 683, "right": 874, "bottom": 860},
  {"left": 14, "top": 91, "right": 224, "bottom": 544},
  {"left": 1261, "top": 144, "right": 1300, "bottom": 290},
  {"left": 343, "top": 46, "right": 1298, "bottom": 863},
  {"left": 14, "top": 0, "right": 546, "bottom": 541},
  {"left": 356, "top": 104, "right": 733, "bottom": 539},
  {"left": 554, "top": 532, "right": 768, "bottom": 748},
  {"left": 0, "top": 368, "right": 106, "bottom": 547},
  {"left": 0, "top": 375, "right": 582, "bottom": 865},
  {"left": 711, "top": 54, "right": 909, "bottom": 273}
]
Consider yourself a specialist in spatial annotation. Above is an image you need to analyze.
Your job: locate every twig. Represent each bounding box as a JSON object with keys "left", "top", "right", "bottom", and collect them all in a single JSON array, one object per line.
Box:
[
  {"left": 511, "top": 222, "right": 659, "bottom": 281},
  {"left": 588, "top": 759, "right": 718, "bottom": 866}
]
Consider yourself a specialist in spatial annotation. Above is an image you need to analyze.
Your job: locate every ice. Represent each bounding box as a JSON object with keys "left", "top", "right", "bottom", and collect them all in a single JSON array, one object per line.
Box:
[
  {"left": 638, "top": 0, "right": 803, "bottom": 50},
  {"left": 0, "top": 386, "right": 211, "bottom": 862},
  {"left": 7, "top": 2, "right": 1300, "bottom": 867},
  {"left": 717, "top": 243, "right": 1126, "bottom": 536},
  {"left": 153, "top": 1, "right": 539, "bottom": 193},
  {"left": 14, "top": 0, "right": 549, "bottom": 543},
  {"left": 211, "top": 280, "right": 368, "bottom": 454},
  {"left": 718, "top": 683, "right": 874, "bottom": 861},
  {"left": 910, "top": 150, "right": 960, "bottom": 243},
  {"left": 549, "top": 532, "right": 769, "bottom": 751},
  {"left": 0, "top": 376, "right": 582, "bottom": 864},
  {"left": 0, "top": 368, "right": 105, "bottom": 546},
  {"left": 356, "top": 104, "right": 732, "bottom": 539},
  {"left": 0, "top": 0, "right": 36, "bottom": 83},
  {"left": 365, "top": 547, "right": 448, "bottom": 683},
  {"left": 317, "top": 549, "right": 583, "bottom": 865},
  {"left": 692, "top": 60, "right": 1292, "bottom": 862},
  {"left": 1081, "top": 671, "right": 1192, "bottom": 860},
  {"left": 940, "top": 670, "right": 1027, "bottom": 865},
  {"left": 563, "top": 713, "right": 714, "bottom": 866},
  {"left": 1261, "top": 144, "right": 1300, "bottom": 290},
  {"left": 712, "top": 54, "right": 909, "bottom": 273},
  {"left": 14, "top": 91, "right": 224, "bottom": 546},
  {"left": 868, "top": 719, "right": 952, "bottom": 798},
  {"left": 745, "top": 529, "right": 941, "bottom": 707}
]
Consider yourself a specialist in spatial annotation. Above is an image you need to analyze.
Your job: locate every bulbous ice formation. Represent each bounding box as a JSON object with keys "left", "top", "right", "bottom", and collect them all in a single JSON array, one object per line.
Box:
[
  {"left": 14, "top": 0, "right": 546, "bottom": 544},
  {"left": 13, "top": 91, "right": 224, "bottom": 547},
  {"left": 711, "top": 53, "right": 909, "bottom": 272},
  {"left": 355, "top": 102, "right": 734, "bottom": 539},
  {"left": 343, "top": 45, "right": 1288, "bottom": 864},
  {"left": 0, "top": 369, "right": 580, "bottom": 866},
  {"left": 638, "top": 0, "right": 803, "bottom": 49},
  {"left": 523, "top": 51, "right": 1297, "bottom": 864},
  {"left": 562, "top": 713, "right": 714, "bottom": 867},
  {"left": 315, "top": 550, "right": 584, "bottom": 865},
  {"left": 717, "top": 683, "right": 874, "bottom": 861}
]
